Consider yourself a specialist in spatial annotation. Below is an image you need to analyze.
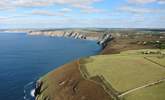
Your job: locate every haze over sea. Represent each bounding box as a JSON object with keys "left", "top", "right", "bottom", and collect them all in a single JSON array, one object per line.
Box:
[{"left": 0, "top": 32, "right": 101, "bottom": 100}]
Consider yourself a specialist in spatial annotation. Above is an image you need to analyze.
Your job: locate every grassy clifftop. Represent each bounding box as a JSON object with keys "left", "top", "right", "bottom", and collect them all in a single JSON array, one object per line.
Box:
[
  {"left": 36, "top": 49, "right": 165, "bottom": 100},
  {"left": 34, "top": 28, "right": 165, "bottom": 100},
  {"left": 79, "top": 49, "right": 165, "bottom": 100}
]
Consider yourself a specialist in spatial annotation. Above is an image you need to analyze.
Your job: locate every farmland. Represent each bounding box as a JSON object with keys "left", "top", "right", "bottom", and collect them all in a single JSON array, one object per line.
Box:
[
  {"left": 33, "top": 29, "right": 165, "bottom": 100},
  {"left": 79, "top": 49, "right": 165, "bottom": 100},
  {"left": 123, "top": 82, "right": 165, "bottom": 100}
]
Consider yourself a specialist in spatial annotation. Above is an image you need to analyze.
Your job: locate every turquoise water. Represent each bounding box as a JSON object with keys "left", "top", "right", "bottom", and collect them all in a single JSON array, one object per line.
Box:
[{"left": 0, "top": 33, "right": 101, "bottom": 100}]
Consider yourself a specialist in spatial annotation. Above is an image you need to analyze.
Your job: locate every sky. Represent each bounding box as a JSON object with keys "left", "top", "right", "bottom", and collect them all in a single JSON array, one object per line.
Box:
[{"left": 0, "top": 0, "right": 165, "bottom": 29}]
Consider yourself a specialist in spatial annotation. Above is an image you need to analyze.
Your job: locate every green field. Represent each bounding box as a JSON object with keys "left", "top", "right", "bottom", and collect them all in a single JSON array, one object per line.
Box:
[
  {"left": 145, "top": 56, "right": 165, "bottom": 67},
  {"left": 123, "top": 82, "right": 165, "bottom": 100},
  {"left": 79, "top": 49, "right": 165, "bottom": 100}
]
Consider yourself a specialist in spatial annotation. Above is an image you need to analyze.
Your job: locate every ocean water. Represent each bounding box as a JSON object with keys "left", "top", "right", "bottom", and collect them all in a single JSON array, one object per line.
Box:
[{"left": 0, "top": 32, "right": 101, "bottom": 100}]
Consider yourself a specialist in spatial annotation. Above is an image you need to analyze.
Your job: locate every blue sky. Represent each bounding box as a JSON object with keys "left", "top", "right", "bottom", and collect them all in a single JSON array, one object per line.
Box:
[{"left": 0, "top": 0, "right": 165, "bottom": 29}]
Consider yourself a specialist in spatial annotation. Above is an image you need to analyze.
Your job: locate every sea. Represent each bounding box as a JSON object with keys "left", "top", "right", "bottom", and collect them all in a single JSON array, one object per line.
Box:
[{"left": 0, "top": 32, "right": 101, "bottom": 100}]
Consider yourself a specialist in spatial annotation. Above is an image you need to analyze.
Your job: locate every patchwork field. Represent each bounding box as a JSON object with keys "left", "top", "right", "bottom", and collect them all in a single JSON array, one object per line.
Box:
[{"left": 79, "top": 49, "right": 165, "bottom": 100}]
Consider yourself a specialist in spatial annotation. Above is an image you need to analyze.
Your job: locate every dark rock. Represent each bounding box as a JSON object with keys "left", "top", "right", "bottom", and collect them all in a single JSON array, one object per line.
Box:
[{"left": 34, "top": 80, "right": 43, "bottom": 97}]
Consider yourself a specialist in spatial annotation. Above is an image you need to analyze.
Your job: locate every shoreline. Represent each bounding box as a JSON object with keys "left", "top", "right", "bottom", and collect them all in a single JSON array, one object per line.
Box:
[
  {"left": 32, "top": 31, "right": 113, "bottom": 100},
  {"left": 33, "top": 31, "right": 165, "bottom": 100}
]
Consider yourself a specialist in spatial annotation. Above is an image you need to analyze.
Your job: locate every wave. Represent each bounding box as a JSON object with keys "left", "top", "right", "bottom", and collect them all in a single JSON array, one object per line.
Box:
[{"left": 24, "top": 81, "right": 35, "bottom": 100}]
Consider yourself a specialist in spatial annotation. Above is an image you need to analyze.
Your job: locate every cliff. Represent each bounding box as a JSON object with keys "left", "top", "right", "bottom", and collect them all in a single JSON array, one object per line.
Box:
[
  {"left": 28, "top": 31, "right": 100, "bottom": 40},
  {"left": 33, "top": 31, "right": 165, "bottom": 100},
  {"left": 35, "top": 49, "right": 165, "bottom": 100},
  {"left": 28, "top": 30, "right": 113, "bottom": 48}
]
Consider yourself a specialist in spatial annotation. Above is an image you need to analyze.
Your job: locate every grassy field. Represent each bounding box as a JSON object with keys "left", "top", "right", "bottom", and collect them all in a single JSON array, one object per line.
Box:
[
  {"left": 123, "top": 82, "right": 165, "bottom": 100},
  {"left": 79, "top": 49, "right": 165, "bottom": 100},
  {"left": 145, "top": 56, "right": 165, "bottom": 67}
]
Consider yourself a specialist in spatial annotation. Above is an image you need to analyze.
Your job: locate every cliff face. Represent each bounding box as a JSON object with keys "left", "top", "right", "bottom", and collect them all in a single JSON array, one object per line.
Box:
[
  {"left": 28, "top": 31, "right": 99, "bottom": 40},
  {"left": 28, "top": 31, "right": 113, "bottom": 43},
  {"left": 28, "top": 30, "right": 113, "bottom": 49}
]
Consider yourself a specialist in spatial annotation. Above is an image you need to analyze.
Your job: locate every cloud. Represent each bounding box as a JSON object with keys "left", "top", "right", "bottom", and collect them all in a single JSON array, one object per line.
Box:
[
  {"left": 30, "top": 8, "right": 72, "bottom": 16},
  {"left": 0, "top": 16, "right": 8, "bottom": 22},
  {"left": 128, "top": 0, "right": 156, "bottom": 4},
  {"left": 72, "top": 4, "right": 103, "bottom": 13},
  {"left": 0, "top": 0, "right": 103, "bottom": 13},
  {"left": 0, "top": 0, "right": 14, "bottom": 10},
  {"left": 118, "top": 6, "right": 165, "bottom": 14},
  {"left": 158, "top": 0, "right": 165, "bottom": 4},
  {"left": 127, "top": 0, "right": 165, "bottom": 4},
  {"left": 60, "top": 8, "right": 72, "bottom": 13},
  {"left": 31, "top": 10, "right": 58, "bottom": 16},
  {"left": 0, "top": 15, "right": 27, "bottom": 21},
  {"left": 83, "top": 7, "right": 103, "bottom": 13},
  {"left": 1, "top": 15, "right": 165, "bottom": 29}
]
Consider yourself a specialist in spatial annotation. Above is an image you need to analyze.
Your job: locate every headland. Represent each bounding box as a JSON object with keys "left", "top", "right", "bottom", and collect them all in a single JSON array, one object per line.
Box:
[{"left": 26, "top": 28, "right": 165, "bottom": 100}]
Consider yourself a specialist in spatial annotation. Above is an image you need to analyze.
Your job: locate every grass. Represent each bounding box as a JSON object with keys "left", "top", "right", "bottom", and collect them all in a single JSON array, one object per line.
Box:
[
  {"left": 79, "top": 49, "right": 165, "bottom": 93},
  {"left": 123, "top": 82, "right": 165, "bottom": 100},
  {"left": 145, "top": 56, "right": 165, "bottom": 67},
  {"left": 36, "top": 49, "right": 165, "bottom": 100}
]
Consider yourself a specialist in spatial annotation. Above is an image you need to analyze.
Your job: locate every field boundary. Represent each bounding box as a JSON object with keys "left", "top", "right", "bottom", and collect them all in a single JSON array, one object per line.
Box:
[
  {"left": 119, "top": 78, "right": 165, "bottom": 97},
  {"left": 78, "top": 60, "right": 120, "bottom": 100},
  {"left": 78, "top": 54, "right": 165, "bottom": 100},
  {"left": 144, "top": 56, "right": 165, "bottom": 68}
]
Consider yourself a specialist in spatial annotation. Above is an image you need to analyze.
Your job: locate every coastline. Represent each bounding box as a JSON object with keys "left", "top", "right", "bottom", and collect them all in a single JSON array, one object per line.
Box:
[
  {"left": 28, "top": 30, "right": 113, "bottom": 48},
  {"left": 30, "top": 30, "right": 113, "bottom": 100},
  {"left": 32, "top": 31, "right": 165, "bottom": 100}
]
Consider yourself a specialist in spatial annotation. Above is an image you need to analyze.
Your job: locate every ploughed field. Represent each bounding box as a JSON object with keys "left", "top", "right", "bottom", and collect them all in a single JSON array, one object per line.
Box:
[{"left": 79, "top": 49, "right": 165, "bottom": 100}]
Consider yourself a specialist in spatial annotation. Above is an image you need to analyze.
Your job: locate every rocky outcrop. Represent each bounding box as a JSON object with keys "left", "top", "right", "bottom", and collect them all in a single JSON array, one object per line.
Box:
[
  {"left": 34, "top": 80, "right": 43, "bottom": 97},
  {"left": 97, "top": 34, "right": 113, "bottom": 48}
]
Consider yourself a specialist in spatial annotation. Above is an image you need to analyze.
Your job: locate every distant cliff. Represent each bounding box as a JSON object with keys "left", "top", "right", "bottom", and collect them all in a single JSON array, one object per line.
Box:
[
  {"left": 28, "top": 30, "right": 102, "bottom": 40},
  {"left": 28, "top": 30, "right": 113, "bottom": 48}
]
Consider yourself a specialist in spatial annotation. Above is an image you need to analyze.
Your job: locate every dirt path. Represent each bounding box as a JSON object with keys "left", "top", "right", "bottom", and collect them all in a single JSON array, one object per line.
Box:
[{"left": 119, "top": 78, "right": 165, "bottom": 97}]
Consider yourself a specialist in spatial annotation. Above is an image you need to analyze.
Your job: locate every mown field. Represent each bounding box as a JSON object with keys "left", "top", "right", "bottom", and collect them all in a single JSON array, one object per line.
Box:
[{"left": 79, "top": 49, "right": 165, "bottom": 100}]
